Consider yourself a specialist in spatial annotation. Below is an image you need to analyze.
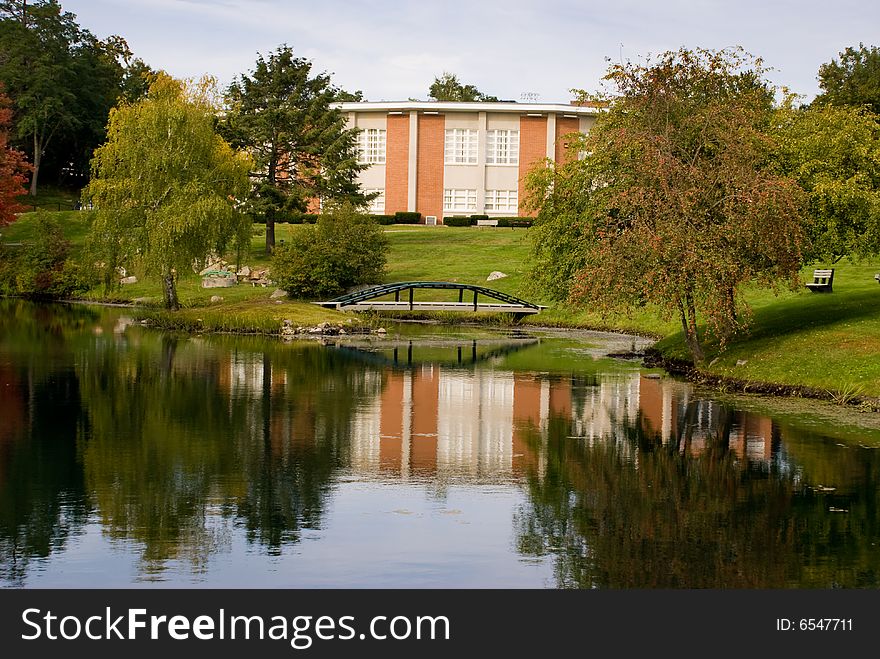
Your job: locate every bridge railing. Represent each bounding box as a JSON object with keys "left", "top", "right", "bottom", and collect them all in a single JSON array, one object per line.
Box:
[{"left": 319, "top": 281, "right": 542, "bottom": 311}]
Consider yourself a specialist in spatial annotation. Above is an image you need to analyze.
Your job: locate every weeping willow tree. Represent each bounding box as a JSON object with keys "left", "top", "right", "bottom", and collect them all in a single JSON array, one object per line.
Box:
[{"left": 84, "top": 73, "right": 252, "bottom": 309}]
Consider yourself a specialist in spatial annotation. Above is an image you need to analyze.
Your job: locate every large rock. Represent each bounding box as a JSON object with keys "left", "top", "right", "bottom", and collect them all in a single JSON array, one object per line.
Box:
[
  {"left": 120, "top": 276, "right": 137, "bottom": 285},
  {"left": 201, "top": 274, "right": 236, "bottom": 288},
  {"left": 199, "top": 260, "right": 228, "bottom": 276},
  {"left": 487, "top": 271, "right": 508, "bottom": 281},
  {"left": 270, "top": 289, "right": 287, "bottom": 299}
]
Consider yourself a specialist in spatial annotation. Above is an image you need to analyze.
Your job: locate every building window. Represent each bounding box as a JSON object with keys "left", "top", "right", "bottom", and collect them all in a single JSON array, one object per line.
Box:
[
  {"left": 486, "top": 129, "right": 519, "bottom": 165},
  {"left": 358, "top": 129, "right": 386, "bottom": 164},
  {"left": 365, "top": 188, "right": 385, "bottom": 212},
  {"left": 444, "top": 129, "right": 478, "bottom": 164},
  {"left": 484, "top": 189, "right": 518, "bottom": 213},
  {"left": 443, "top": 188, "right": 477, "bottom": 212}
]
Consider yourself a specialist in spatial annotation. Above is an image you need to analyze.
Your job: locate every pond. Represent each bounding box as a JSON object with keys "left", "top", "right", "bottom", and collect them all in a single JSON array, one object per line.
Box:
[{"left": 2, "top": 299, "right": 880, "bottom": 588}]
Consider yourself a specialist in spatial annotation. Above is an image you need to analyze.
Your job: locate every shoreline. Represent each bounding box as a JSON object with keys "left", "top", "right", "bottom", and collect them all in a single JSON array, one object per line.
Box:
[
  {"left": 643, "top": 348, "right": 880, "bottom": 412},
  {"left": 6, "top": 294, "right": 878, "bottom": 412}
]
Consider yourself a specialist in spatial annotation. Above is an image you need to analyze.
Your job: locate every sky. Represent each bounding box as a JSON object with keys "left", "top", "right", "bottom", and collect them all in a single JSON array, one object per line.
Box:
[{"left": 61, "top": 0, "right": 878, "bottom": 104}]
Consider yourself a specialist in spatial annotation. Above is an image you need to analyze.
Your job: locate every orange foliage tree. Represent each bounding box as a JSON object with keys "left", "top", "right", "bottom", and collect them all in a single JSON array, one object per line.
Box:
[
  {"left": 0, "top": 88, "right": 30, "bottom": 226},
  {"left": 528, "top": 48, "right": 806, "bottom": 362}
]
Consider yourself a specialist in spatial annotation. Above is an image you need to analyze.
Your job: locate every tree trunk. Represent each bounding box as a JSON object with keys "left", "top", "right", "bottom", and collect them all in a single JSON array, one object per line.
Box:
[
  {"left": 677, "top": 294, "right": 705, "bottom": 364},
  {"left": 29, "top": 133, "right": 40, "bottom": 197},
  {"left": 265, "top": 208, "right": 276, "bottom": 255},
  {"left": 162, "top": 271, "right": 179, "bottom": 311},
  {"left": 722, "top": 287, "right": 738, "bottom": 340},
  {"left": 266, "top": 155, "right": 277, "bottom": 255}
]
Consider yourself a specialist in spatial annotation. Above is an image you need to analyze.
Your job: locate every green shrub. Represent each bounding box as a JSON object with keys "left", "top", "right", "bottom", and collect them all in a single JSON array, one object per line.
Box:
[
  {"left": 271, "top": 205, "right": 390, "bottom": 299},
  {"left": 371, "top": 214, "right": 394, "bottom": 225},
  {"left": 393, "top": 211, "right": 421, "bottom": 224},
  {"left": 496, "top": 217, "right": 533, "bottom": 228},
  {"left": 443, "top": 216, "right": 474, "bottom": 227},
  {"left": 0, "top": 212, "right": 97, "bottom": 298},
  {"left": 469, "top": 214, "right": 489, "bottom": 221}
]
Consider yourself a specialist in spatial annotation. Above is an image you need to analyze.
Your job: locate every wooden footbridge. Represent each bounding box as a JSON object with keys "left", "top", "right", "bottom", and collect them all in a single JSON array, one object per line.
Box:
[{"left": 315, "top": 281, "right": 545, "bottom": 318}]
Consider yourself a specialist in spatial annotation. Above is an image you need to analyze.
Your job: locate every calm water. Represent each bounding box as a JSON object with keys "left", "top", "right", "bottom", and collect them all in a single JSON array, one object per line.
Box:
[{"left": 2, "top": 299, "right": 880, "bottom": 588}]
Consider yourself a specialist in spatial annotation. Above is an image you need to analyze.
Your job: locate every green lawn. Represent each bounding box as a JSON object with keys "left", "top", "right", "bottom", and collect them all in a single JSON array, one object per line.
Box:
[
  {"left": 655, "top": 260, "right": 880, "bottom": 397},
  {"left": 14, "top": 185, "right": 81, "bottom": 212},
  {"left": 1, "top": 210, "right": 93, "bottom": 247}
]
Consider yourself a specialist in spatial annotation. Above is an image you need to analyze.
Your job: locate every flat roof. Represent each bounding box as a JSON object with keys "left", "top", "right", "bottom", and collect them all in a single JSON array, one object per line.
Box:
[{"left": 336, "top": 101, "right": 602, "bottom": 116}]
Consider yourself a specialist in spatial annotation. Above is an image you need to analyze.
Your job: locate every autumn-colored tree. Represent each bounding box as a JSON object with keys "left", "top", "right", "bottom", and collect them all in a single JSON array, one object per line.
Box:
[
  {"left": 0, "top": 88, "right": 30, "bottom": 225},
  {"left": 774, "top": 102, "right": 880, "bottom": 263},
  {"left": 84, "top": 74, "right": 252, "bottom": 310},
  {"left": 528, "top": 48, "right": 806, "bottom": 362}
]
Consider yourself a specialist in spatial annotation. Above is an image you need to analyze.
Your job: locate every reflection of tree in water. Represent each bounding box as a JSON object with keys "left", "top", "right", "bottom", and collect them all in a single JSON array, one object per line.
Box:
[
  {"left": 234, "top": 348, "right": 380, "bottom": 552},
  {"left": 77, "top": 332, "right": 379, "bottom": 572},
  {"left": 0, "top": 301, "right": 94, "bottom": 585},
  {"left": 515, "top": 400, "right": 880, "bottom": 588}
]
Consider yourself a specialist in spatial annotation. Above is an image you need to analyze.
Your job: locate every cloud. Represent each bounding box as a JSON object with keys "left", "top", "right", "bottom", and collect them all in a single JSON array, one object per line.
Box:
[{"left": 61, "top": 0, "right": 880, "bottom": 102}]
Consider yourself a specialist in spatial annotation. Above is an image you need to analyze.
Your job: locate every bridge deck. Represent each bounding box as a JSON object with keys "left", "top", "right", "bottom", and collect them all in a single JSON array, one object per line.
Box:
[{"left": 328, "top": 301, "right": 542, "bottom": 314}]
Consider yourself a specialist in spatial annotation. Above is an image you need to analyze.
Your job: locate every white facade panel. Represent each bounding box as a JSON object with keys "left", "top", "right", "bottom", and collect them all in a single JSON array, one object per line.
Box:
[
  {"left": 443, "top": 165, "right": 481, "bottom": 189},
  {"left": 353, "top": 113, "right": 387, "bottom": 130},
  {"left": 444, "top": 113, "right": 480, "bottom": 129},
  {"left": 350, "top": 113, "right": 388, "bottom": 190},
  {"left": 485, "top": 166, "right": 519, "bottom": 190},
  {"left": 485, "top": 113, "right": 520, "bottom": 130},
  {"left": 359, "top": 165, "right": 386, "bottom": 189},
  {"left": 579, "top": 115, "right": 597, "bottom": 133}
]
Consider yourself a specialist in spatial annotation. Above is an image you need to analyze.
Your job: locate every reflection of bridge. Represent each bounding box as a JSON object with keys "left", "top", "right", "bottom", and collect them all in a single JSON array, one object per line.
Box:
[
  {"left": 329, "top": 337, "right": 540, "bottom": 368},
  {"left": 315, "top": 281, "right": 545, "bottom": 318}
]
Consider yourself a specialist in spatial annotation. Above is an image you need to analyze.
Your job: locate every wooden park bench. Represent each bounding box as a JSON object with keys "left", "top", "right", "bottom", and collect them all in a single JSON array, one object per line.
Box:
[{"left": 805, "top": 268, "right": 834, "bottom": 293}]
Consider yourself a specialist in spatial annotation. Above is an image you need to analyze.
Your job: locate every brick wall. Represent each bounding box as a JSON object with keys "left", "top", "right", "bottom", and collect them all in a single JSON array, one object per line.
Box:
[
  {"left": 384, "top": 114, "right": 409, "bottom": 214},
  {"left": 416, "top": 114, "right": 445, "bottom": 222},
  {"left": 518, "top": 116, "right": 548, "bottom": 217},
  {"left": 555, "top": 116, "right": 580, "bottom": 165}
]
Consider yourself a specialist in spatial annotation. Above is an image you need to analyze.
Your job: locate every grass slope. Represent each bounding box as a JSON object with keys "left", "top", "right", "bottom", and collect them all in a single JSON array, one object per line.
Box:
[
  {"left": 655, "top": 260, "right": 880, "bottom": 397},
  {"left": 14, "top": 185, "right": 81, "bottom": 212}
]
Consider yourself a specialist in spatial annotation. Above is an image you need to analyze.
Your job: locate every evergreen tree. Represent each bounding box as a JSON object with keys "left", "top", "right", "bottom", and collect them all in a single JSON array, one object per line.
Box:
[{"left": 221, "top": 46, "right": 367, "bottom": 254}]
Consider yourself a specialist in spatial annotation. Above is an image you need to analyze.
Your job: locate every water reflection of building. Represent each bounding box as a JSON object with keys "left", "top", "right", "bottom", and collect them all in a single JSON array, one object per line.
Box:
[
  {"left": 638, "top": 376, "right": 776, "bottom": 461},
  {"left": 213, "top": 350, "right": 784, "bottom": 482},
  {"left": 348, "top": 367, "right": 647, "bottom": 479}
]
